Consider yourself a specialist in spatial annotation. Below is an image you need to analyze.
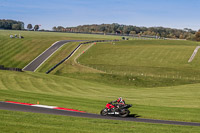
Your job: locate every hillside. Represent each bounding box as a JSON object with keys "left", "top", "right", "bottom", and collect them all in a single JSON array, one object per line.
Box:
[
  {"left": 0, "top": 30, "right": 121, "bottom": 68},
  {"left": 44, "top": 40, "right": 200, "bottom": 87},
  {"left": 0, "top": 30, "right": 200, "bottom": 132}
]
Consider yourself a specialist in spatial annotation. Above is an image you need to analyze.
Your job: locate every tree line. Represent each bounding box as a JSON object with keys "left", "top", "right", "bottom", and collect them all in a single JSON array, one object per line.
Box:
[
  {"left": 196, "top": 30, "right": 200, "bottom": 41},
  {"left": 53, "top": 23, "right": 199, "bottom": 40},
  {"left": 1, "top": 19, "right": 199, "bottom": 41},
  {"left": 0, "top": 19, "right": 40, "bottom": 31},
  {"left": 27, "top": 24, "right": 40, "bottom": 31},
  {"left": 0, "top": 19, "right": 24, "bottom": 30}
]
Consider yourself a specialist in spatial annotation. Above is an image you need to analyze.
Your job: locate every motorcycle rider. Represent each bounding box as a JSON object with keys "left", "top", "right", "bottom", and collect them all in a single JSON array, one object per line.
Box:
[
  {"left": 107, "top": 97, "right": 125, "bottom": 111},
  {"left": 112, "top": 97, "right": 125, "bottom": 105}
]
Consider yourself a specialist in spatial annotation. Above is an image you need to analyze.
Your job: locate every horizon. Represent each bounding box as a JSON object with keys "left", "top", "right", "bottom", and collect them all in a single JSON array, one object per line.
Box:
[
  {"left": 1, "top": 0, "right": 200, "bottom": 31},
  {"left": 55, "top": 23, "right": 197, "bottom": 31}
]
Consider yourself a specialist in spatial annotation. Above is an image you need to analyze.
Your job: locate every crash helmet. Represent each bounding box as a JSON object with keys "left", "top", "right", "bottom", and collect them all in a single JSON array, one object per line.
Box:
[{"left": 117, "top": 97, "right": 123, "bottom": 102}]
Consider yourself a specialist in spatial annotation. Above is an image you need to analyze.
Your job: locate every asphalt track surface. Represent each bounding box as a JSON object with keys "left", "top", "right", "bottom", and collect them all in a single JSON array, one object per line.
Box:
[
  {"left": 0, "top": 102, "right": 200, "bottom": 127},
  {"left": 23, "top": 40, "right": 83, "bottom": 72}
]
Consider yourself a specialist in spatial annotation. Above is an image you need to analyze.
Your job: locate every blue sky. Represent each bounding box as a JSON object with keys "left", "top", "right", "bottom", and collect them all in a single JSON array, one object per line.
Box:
[{"left": 0, "top": 0, "right": 200, "bottom": 30}]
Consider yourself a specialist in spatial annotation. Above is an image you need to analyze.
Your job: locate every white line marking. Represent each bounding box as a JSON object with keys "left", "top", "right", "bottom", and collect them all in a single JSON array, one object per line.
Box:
[
  {"left": 32, "top": 105, "right": 57, "bottom": 109},
  {"left": 73, "top": 43, "right": 105, "bottom": 73},
  {"left": 74, "top": 43, "right": 94, "bottom": 63},
  {"left": 188, "top": 46, "right": 200, "bottom": 62},
  {"left": 63, "top": 42, "right": 94, "bottom": 64}
]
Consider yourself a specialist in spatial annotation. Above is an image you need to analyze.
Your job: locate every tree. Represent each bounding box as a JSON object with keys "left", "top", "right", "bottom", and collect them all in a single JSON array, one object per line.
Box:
[
  {"left": 57, "top": 26, "right": 64, "bottom": 31},
  {"left": 117, "top": 25, "right": 124, "bottom": 34},
  {"left": 129, "top": 31, "right": 136, "bottom": 35},
  {"left": 27, "top": 24, "right": 32, "bottom": 30},
  {"left": 0, "top": 19, "right": 24, "bottom": 30},
  {"left": 12, "top": 24, "right": 21, "bottom": 30},
  {"left": 52, "top": 26, "right": 57, "bottom": 31},
  {"left": 123, "top": 26, "right": 131, "bottom": 34},
  {"left": 34, "top": 25, "right": 39, "bottom": 31},
  {"left": 111, "top": 23, "right": 119, "bottom": 33},
  {"left": 99, "top": 25, "right": 106, "bottom": 33},
  {"left": 195, "top": 30, "right": 200, "bottom": 41}
]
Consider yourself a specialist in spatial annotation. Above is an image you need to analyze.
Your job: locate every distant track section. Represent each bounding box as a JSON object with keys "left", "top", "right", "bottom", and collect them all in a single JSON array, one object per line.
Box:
[
  {"left": 46, "top": 40, "right": 119, "bottom": 74},
  {"left": 188, "top": 46, "right": 200, "bottom": 62},
  {"left": 23, "top": 40, "right": 83, "bottom": 72}
]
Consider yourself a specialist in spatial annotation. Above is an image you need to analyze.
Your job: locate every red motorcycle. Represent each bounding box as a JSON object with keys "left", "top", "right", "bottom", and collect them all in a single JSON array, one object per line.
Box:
[{"left": 100, "top": 102, "right": 132, "bottom": 117}]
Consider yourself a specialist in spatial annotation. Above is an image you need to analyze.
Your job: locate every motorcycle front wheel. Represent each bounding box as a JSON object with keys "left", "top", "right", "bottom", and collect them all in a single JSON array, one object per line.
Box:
[{"left": 100, "top": 109, "right": 108, "bottom": 116}]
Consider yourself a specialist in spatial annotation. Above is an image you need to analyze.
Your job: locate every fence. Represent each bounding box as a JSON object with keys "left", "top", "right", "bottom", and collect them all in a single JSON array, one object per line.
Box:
[
  {"left": 0, "top": 65, "right": 23, "bottom": 72},
  {"left": 79, "top": 65, "right": 200, "bottom": 81}
]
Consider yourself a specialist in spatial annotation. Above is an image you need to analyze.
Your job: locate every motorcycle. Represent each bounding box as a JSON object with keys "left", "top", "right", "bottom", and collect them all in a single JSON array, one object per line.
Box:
[{"left": 100, "top": 102, "right": 132, "bottom": 117}]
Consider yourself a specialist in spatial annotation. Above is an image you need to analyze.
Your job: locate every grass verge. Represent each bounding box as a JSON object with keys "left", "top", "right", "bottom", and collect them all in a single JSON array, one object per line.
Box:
[{"left": 0, "top": 110, "right": 200, "bottom": 133}]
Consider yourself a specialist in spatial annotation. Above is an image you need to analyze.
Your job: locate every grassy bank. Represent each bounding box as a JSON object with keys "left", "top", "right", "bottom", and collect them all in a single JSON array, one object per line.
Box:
[
  {"left": 44, "top": 40, "right": 200, "bottom": 87},
  {"left": 0, "top": 30, "right": 120, "bottom": 68},
  {"left": 0, "top": 70, "right": 200, "bottom": 122},
  {"left": 0, "top": 110, "right": 200, "bottom": 133},
  {"left": 78, "top": 40, "right": 200, "bottom": 80}
]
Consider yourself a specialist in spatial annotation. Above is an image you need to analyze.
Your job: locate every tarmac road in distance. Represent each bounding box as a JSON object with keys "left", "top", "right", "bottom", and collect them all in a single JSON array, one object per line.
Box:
[{"left": 23, "top": 40, "right": 84, "bottom": 72}]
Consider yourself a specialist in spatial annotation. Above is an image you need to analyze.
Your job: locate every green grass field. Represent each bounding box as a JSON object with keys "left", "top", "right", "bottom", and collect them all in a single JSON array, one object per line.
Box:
[
  {"left": 78, "top": 40, "right": 200, "bottom": 80},
  {"left": 0, "top": 30, "right": 120, "bottom": 68},
  {"left": 0, "top": 70, "right": 200, "bottom": 122},
  {"left": 1, "top": 110, "right": 200, "bottom": 133},
  {"left": 0, "top": 30, "right": 200, "bottom": 132},
  {"left": 44, "top": 39, "right": 200, "bottom": 87}
]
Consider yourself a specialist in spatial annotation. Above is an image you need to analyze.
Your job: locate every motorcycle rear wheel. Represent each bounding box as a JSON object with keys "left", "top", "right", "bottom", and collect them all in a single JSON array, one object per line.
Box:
[{"left": 119, "top": 109, "right": 130, "bottom": 117}]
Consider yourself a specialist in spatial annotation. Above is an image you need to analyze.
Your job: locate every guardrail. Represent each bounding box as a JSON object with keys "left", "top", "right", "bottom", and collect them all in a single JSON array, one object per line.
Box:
[
  {"left": 0, "top": 65, "right": 23, "bottom": 72},
  {"left": 46, "top": 40, "right": 119, "bottom": 74}
]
